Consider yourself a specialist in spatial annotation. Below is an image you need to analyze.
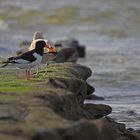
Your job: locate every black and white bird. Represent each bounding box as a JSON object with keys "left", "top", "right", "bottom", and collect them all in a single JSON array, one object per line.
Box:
[
  {"left": 1, "top": 39, "right": 57, "bottom": 80},
  {"left": 29, "top": 32, "right": 57, "bottom": 75},
  {"left": 29, "top": 32, "right": 57, "bottom": 59}
]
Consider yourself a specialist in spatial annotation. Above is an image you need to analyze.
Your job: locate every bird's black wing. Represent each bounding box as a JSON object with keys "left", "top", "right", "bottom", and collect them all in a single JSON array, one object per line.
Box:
[
  {"left": 20, "top": 50, "right": 37, "bottom": 62},
  {"left": 1, "top": 50, "right": 37, "bottom": 67}
]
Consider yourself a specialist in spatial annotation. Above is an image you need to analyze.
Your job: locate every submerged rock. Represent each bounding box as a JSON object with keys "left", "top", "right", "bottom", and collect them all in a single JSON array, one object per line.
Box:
[
  {"left": 54, "top": 47, "right": 79, "bottom": 63},
  {"left": 86, "top": 94, "right": 104, "bottom": 100},
  {"left": 54, "top": 38, "right": 86, "bottom": 58}
]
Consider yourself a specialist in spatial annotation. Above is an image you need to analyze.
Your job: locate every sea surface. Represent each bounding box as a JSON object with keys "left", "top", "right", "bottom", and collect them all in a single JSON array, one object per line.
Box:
[{"left": 0, "top": 0, "right": 140, "bottom": 129}]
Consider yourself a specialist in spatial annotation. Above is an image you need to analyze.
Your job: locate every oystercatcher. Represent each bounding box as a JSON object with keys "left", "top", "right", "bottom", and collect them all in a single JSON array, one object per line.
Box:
[
  {"left": 1, "top": 39, "right": 56, "bottom": 80},
  {"left": 29, "top": 32, "right": 57, "bottom": 75}
]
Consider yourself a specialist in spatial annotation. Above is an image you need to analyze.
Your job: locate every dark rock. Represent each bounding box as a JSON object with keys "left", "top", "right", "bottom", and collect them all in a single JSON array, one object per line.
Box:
[
  {"left": 32, "top": 130, "right": 62, "bottom": 140},
  {"left": 76, "top": 45, "right": 86, "bottom": 57},
  {"left": 104, "top": 116, "right": 126, "bottom": 132},
  {"left": 70, "top": 63, "right": 92, "bottom": 80},
  {"left": 54, "top": 101, "right": 111, "bottom": 120},
  {"left": 127, "top": 128, "right": 135, "bottom": 131},
  {"left": 124, "top": 130, "right": 140, "bottom": 140},
  {"left": 64, "top": 119, "right": 121, "bottom": 140},
  {"left": 64, "top": 120, "right": 99, "bottom": 140},
  {"left": 0, "top": 134, "right": 30, "bottom": 140},
  {"left": 136, "top": 130, "right": 140, "bottom": 133},
  {"left": 0, "top": 104, "right": 27, "bottom": 123},
  {"left": 48, "top": 77, "right": 87, "bottom": 103},
  {"left": 54, "top": 38, "right": 79, "bottom": 48},
  {"left": 86, "top": 83, "right": 95, "bottom": 95},
  {"left": 80, "top": 103, "right": 112, "bottom": 119},
  {"left": 54, "top": 43, "right": 63, "bottom": 47},
  {"left": 127, "top": 110, "right": 137, "bottom": 116},
  {"left": 54, "top": 47, "right": 79, "bottom": 63},
  {"left": 118, "top": 137, "right": 130, "bottom": 140},
  {"left": 124, "top": 129, "right": 140, "bottom": 140},
  {"left": 54, "top": 38, "right": 86, "bottom": 58},
  {"left": 99, "top": 121, "right": 119, "bottom": 140},
  {"left": 86, "top": 94, "right": 104, "bottom": 100}
]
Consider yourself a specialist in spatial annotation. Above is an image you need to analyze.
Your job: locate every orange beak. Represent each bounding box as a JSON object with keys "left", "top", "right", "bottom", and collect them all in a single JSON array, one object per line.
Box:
[
  {"left": 45, "top": 44, "right": 57, "bottom": 54},
  {"left": 48, "top": 47, "right": 57, "bottom": 53}
]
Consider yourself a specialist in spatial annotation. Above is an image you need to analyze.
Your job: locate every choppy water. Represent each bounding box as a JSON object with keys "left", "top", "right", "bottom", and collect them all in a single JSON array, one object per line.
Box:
[
  {"left": 83, "top": 46, "right": 140, "bottom": 129},
  {"left": 0, "top": 0, "right": 140, "bottom": 129}
]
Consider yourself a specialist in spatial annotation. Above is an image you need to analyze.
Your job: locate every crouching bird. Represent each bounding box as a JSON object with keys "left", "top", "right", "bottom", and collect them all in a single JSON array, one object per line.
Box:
[{"left": 1, "top": 39, "right": 56, "bottom": 80}]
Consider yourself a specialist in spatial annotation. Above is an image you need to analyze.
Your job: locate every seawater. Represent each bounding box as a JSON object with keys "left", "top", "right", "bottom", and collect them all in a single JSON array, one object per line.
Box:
[
  {"left": 82, "top": 45, "right": 140, "bottom": 129},
  {"left": 0, "top": 0, "right": 140, "bottom": 129}
]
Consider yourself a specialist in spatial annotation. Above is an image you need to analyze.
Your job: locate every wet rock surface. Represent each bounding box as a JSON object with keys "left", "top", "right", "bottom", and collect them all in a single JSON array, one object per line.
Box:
[
  {"left": 0, "top": 62, "right": 139, "bottom": 140},
  {"left": 86, "top": 94, "right": 104, "bottom": 100},
  {"left": 54, "top": 38, "right": 86, "bottom": 58}
]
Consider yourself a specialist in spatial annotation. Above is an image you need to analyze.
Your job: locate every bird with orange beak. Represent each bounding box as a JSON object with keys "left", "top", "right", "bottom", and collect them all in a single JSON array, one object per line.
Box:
[
  {"left": 1, "top": 39, "right": 55, "bottom": 80},
  {"left": 29, "top": 32, "right": 57, "bottom": 75}
]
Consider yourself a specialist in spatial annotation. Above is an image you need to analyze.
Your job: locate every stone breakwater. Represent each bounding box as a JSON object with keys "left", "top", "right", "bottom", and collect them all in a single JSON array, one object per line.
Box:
[{"left": 0, "top": 62, "right": 139, "bottom": 140}]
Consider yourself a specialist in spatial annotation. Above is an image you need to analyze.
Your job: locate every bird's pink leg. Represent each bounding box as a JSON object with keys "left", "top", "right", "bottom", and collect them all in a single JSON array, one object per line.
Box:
[
  {"left": 26, "top": 68, "right": 30, "bottom": 80},
  {"left": 27, "top": 69, "right": 30, "bottom": 80},
  {"left": 26, "top": 69, "right": 28, "bottom": 80}
]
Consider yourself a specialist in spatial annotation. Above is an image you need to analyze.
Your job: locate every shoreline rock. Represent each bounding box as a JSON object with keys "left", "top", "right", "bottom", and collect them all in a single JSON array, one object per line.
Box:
[
  {"left": 86, "top": 94, "right": 104, "bottom": 100},
  {"left": 0, "top": 62, "right": 139, "bottom": 140}
]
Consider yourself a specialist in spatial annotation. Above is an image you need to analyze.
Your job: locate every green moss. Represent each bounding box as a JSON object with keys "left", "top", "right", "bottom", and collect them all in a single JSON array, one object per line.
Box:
[
  {"left": 101, "top": 29, "right": 127, "bottom": 38},
  {"left": 16, "top": 10, "right": 41, "bottom": 27},
  {"left": 79, "top": 11, "right": 114, "bottom": 24},
  {"left": 0, "top": 6, "right": 22, "bottom": 20},
  {"left": 0, "top": 75, "right": 33, "bottom": 93},
  {"left": 0, "top": 64, "right": 69, "bottom": 93},
  {"left": 43, "top": 5, "right": 78, "bottom": 25},
  {"left": 18, "top": 10, "right": 40, "bottom": 21},
  {"left": 0, "top": 85, "right": 33, "bottom": 93},
  {"left": 98, "top": 11, "right": 114, "bottom": 18},
  {"left": 79, "top": 17, "right": 97, "bottom": 24}
]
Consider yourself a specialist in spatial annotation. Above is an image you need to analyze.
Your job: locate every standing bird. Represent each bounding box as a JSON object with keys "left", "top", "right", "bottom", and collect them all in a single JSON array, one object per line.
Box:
[
  {"left": 1, "top": 39, "right": 56, "bottom": 80},
  {"left": 29, "top": 32, "right": 57, "bottom": 75},
  {"left": 28, "top": 31, "right": 57, "bottom": 63}
]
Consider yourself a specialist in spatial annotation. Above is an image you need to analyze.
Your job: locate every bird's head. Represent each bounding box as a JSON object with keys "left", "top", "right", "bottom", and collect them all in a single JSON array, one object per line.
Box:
[
  {"left": 35, "top": 39, "right": 57, "bottom": 55},
  {"left": 44, "top": 40, "right": 57, "bottom": 54}
]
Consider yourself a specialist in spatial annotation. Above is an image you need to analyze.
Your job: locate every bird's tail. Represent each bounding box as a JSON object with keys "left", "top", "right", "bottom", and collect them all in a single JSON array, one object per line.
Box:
[
  {"left": 1, "top": 62, "right": 9, "bottom": 68},
  {"left": 0, "top": 60, "right": 9, "bottom": 68}
]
